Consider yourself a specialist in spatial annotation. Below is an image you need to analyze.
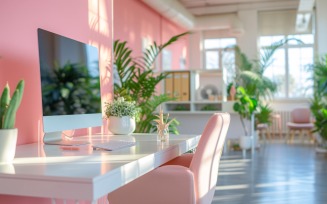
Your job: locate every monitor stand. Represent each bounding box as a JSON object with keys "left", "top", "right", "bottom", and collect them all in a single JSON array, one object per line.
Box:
[{"left": 43, "top": 132, "right": 90, "bottom": 146}]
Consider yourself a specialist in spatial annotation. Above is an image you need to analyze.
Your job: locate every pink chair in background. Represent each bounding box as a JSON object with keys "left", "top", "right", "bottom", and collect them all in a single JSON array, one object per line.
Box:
[
  {"left": 286, "top": 108, "right": 315, "bottom": 143},
  {"left": 107, "top": 113, "right": 230, "bottom": 204}
]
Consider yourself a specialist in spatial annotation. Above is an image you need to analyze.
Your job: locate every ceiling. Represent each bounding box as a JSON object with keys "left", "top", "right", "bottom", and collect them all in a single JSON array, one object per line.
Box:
[
  {"left": 178, "top": 0, "right": 310, "bottom": 16},
  {"left": 141, "top": 0, "right": 315, "bottom": 31}
]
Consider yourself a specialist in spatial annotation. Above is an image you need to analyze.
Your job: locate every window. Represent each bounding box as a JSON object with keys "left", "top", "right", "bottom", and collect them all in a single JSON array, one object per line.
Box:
[
  {"left": 259, "top": 34, "right": 314, "bottom": 99},
  {"left": 204, "top": 38, "right": 236, "bottom": 70}
]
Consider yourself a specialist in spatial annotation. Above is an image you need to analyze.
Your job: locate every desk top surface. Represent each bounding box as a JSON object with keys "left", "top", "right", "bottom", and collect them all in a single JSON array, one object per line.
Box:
[{"left": 0, "top": 133, "right": 200, "bottom": 201}]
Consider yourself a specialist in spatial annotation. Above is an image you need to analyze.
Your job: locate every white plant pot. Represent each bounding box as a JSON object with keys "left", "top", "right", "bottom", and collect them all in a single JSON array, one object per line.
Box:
[
  {"left": 0, "top": 128, "right": 18, "bottom": 163},
  {"left": 239, "top": 135, "right": 252, "bottom": 150},
  {"left": 108, "top": 116, "right": 136, "bottom": 135}
]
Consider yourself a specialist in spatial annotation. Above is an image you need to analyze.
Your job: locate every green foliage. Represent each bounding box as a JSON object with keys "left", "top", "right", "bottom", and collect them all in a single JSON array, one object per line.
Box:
[
  {"left": 310, "top": 96, "right": 327, "bottom": 141},
  {"left": 105, "top": 97, "right": 140, "bottom": 120},
  {"left": 233, "top": 86, "right": 258, "bottom": 136},
  {"left": 309, "top": 55, "right": 327, "bottom": 141},
  {"left": 231, "top": 38, "right": 301, "bottom": 101},
  {"left": 226, "top": 82, "right": 234, "bottom": 97},
  {"left": 201, "top": 104, "right": 218, "bottom": 111},
  {"left": 309, "top": 55, "right": 327, "bottom": 96},
  {"left": 174, "top": 104, "right": 189, "bottom": 111},
  {"left": 41, "top": 62, "right": 101, "bottom": 116},
  {"left": 233, "top": 45, "right": 276, "bottom": 100},
  {"left": 229, "top": 39, "right": 301, "bottom": 133},
  {"left": 113, "top": 32, "right": 190, "bottom": 133},
  {"left": 255, "top": 104, "right": 273, "bottom": 125},
  {"left": 0, "top": 80, "right": 25, "bottom": 129}
]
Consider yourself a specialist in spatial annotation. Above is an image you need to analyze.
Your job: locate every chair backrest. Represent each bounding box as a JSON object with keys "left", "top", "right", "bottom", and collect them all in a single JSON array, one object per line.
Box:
[
  {"left": 291, "top": 108, "right": 311, "bottom": 123},
  {"left": 189, "top": 113, "right": 230, "bottom": 204}
]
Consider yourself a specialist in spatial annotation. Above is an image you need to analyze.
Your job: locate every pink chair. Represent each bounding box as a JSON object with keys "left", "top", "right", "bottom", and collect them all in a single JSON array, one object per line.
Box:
[
  {"left": 286, "top": 108, "right": 315, "bottom": 143},
  {"left": 107, "top": 113, "right": 230, "bottom": 204}
]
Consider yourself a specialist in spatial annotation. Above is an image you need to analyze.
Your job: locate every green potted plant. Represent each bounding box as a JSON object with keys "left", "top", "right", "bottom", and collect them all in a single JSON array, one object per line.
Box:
[
  {"left": 105, "top": 97, "right": 140, "bottom": 135},
  {"left": 310, "top": 96, "right": 327, "bottom": 151},
  {"left": 0, "top": 80, "right": 24, "bottom": 163},
  {"left": 309, "top": 54, "right": 327, "bottom": 152},
  {"left": 233, "top": 86, "right": 258, "bottom": 150},
  {"left": 113, "top": 32, "right": 189, "bottom": 134},
  {"left": 256, "top": 104, "right": 273, "bottom": 126}
]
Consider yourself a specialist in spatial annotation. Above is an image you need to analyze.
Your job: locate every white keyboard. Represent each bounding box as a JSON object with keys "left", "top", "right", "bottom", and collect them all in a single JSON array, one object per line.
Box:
[{"left": 92, "top": 140, "right": 136, "bottom": 151}]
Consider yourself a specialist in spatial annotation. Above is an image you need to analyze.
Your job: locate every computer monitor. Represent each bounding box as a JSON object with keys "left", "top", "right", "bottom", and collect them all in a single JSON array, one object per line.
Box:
[{"left": 37, "top": 28, "right": 102, "bottom": 144}]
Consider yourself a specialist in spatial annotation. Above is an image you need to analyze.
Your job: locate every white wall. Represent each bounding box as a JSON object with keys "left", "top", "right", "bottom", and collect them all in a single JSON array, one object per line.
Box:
[
  {"left": 316, "top": 0, "right": 327, "bottom": 56},
  {"left": 237, "top": 10, "right": 258, "bottom": 59},
  {"left": 171, "top": 113, "right": 251, "bottom": 139}
]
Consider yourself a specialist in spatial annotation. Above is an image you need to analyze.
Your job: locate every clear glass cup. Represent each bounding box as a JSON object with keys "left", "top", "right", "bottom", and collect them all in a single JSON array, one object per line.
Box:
[{"left": 157, "top": 127, "right": 169, "bottom": 142}]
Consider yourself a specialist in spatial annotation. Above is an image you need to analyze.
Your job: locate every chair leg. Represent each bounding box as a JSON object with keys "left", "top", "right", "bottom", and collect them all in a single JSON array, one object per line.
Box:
[
  {"left": 308, "top": 130, "right": 315, "bottom": 144},
  {"left": 287, "top": 129, "right": 292, "bottom": 143},
  {"left": 286, "top": 129, "right": 290, "bottom": 143},
  {"left": 278, "top": 121, "right": 282, "bottom": 139},
  {"left": 266, "top": 128, "right": 270, "bottom": 140},
  {"left": 301, "top": 129, "right": 305, "bottom": 143},
  {"left": 290, "top": 129, "right": 295, "bottom": 144}
]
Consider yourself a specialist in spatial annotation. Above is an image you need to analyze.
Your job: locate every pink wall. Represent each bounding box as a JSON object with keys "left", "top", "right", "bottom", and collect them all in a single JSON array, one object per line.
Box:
[
  {"left": 0, "top": 0, "right": 113, "bottom": 203},
  {"left": 114, "top": 0, "right": 189, "bottom": 70}
]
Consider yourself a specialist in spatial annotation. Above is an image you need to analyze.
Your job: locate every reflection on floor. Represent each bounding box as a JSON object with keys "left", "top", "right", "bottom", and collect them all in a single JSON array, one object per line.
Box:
[{"left": 213, "top": 141, "right": 327, "bottom": 204}]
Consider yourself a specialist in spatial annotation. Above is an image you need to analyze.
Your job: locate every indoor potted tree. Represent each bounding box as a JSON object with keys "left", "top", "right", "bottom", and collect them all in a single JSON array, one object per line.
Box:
[
  {"left": 309, "top": 54, "right": 327, "bottom": 152},
  {"left": 0, "top": 80, "right": 24, "bottom": 163},
  {"left": 310, "top": 96, "right": 327, "bottom": 152},
  {"left": 105, "top": 97, "right": 140, "bottom": 135},
  {"left": 233, "top": 86, "right": 258, "bottom": 151}
]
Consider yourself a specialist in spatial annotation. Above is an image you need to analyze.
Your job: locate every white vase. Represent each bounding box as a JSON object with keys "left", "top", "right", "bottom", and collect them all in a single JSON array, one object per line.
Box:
[
  {"left": 108, "top": 116, "right": 136, "bottom": 135},
  {"left": 239, "top": 135, "right": 252, "bottom": 150},
  {"left": 0, "top": 128, "right": 18, "bottom": 163}
]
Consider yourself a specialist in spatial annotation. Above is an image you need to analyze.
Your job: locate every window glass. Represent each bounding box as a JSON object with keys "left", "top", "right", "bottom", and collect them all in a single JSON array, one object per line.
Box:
[
  {"left": 204, "top": 38, "right": 236, "bottom": 70},
  {"left": 204, "top": 38, "right": 236, "bottom": 49},
  {"left": 204, "top": 39, "right": 220, "bottom": 49},
  {"left": 260, "top": 35, "right": 284, "bottom": 46},
  {"left": 220, "top": 38, "right": 236, "bottom": 48},
  {"left": 263, "top": 49, "right": 286, "bottom": 98},
  {"left": 260, "top": 34, "right": 314, "bottom": 99},
  {"left": 205, "top": 51, "right": 219, "bottom": 69},
  {"left": 288, "top": 34, "right": 314, "bottom": 45},
  {"left": 222, "top": 50, "right": 235, "bottom": 83},
  {"left": 288, "top": 47, "right": 313, "bottom": 97}
]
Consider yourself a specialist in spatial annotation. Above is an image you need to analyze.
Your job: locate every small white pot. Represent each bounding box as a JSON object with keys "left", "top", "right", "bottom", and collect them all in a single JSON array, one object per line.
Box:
[
  {"left": 239, "top": 135, "right": 252, "bottom": 150},
  {"left": 0, "top": 128, "right": 18, "bottom": 163},
  {"left": 108, "top": 116, "right": 136, "bottom": 135}
]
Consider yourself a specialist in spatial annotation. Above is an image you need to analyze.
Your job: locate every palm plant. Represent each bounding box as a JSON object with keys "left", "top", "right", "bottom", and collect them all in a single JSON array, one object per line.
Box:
[
  {"left": 230, "top": 39, "right": 300, "bottom": 127},
  {"left": 113, "top": 32, "right": 189, "bottom": 134},
  {"left": 309, "top": 55, "right": 327, "bottom": 145},
  {"left": 255, "top": 104, "right": 273, "bottom": 125}
]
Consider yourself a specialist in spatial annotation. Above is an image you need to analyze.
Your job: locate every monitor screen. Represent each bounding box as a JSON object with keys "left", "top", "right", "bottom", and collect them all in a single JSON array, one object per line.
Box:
[{"left": 37, "top": 28, "right": 102, "bottom": 138}]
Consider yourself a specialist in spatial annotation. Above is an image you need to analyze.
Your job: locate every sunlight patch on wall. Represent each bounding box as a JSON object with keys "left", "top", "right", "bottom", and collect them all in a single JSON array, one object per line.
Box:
[{"left": 88, "top": 0, "right": 110, "bottom": 37}]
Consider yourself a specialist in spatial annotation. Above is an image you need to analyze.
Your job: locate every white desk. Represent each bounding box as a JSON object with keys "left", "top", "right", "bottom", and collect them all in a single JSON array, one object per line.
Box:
[{"left": 0, "top": 133, "right": 200, "bottom": 202}]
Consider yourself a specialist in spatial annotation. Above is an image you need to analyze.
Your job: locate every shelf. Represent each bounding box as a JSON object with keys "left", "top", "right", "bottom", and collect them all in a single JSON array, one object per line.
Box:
[
  {"left": 193, "top": 100, "right": 224, "bottom": 104},
  {"left": 165, "top": 101, "right": 191, "bottom": 104},
  {"left": 162, "top": 69, "right": 227, "bottom": 114},
  {"left": 168, "top": 111, "right": 221, "bottom": 115},
  {"left": 193, "top": 69, "right": 222, "bottom": 77}
]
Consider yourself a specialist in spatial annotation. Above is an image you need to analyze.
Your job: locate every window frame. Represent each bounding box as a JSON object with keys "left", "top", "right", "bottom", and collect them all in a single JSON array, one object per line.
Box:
[
  {"left": 259, "top": 35, "right": 314, "bottom": 99},
  {"left": 203, "top": 38, "right": 236, "bottom": 70}
]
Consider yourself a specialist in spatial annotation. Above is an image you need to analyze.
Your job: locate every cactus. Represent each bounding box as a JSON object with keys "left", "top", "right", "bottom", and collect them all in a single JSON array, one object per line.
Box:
[
  {"left": 0, "top": 84, "right": 10, "bottom": 128},
  {"left": 0, "top": 80, "right": 24, "bottom": 129}
]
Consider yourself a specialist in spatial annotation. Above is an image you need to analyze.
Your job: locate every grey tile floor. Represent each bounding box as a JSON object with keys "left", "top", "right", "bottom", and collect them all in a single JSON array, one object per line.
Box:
[{"left": 213, "top": 142, "right": 327, "bottom": 204}]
